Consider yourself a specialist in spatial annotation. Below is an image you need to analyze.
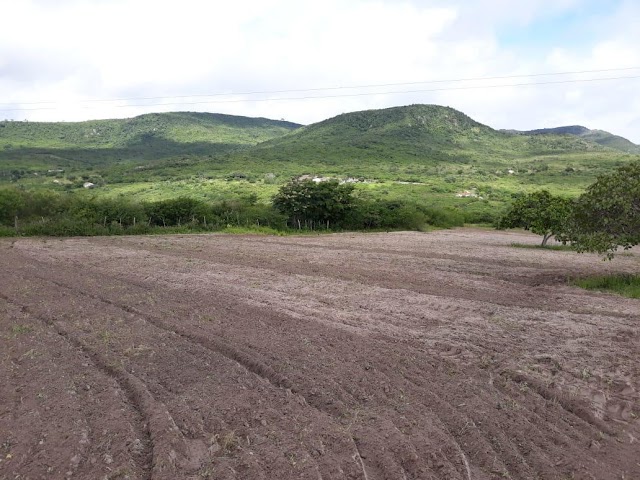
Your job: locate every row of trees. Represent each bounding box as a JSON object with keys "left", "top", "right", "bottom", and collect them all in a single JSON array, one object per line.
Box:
[
  {"left": 498, "top": 161, "right": 640, "bottom": 257},
  {"left": 0, "top": 179, "right": 466, "bottom": 237},
  {"left": 272, "top": 179, "right": 465, "bottom": 230},
  {"left": 3, "top": 161, "right": 636, "bottom": 248},
  {"left": 0, "top": 189, "right": 289, "bottom": 236}
]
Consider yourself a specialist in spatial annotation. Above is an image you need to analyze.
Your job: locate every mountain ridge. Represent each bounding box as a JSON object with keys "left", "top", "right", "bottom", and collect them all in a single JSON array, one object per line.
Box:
[
  {"left": 504, "top": 125, "right": 640, "bottom": 153},
  {"left": 244, "top": 104, "right": 613, "bottom": 167},
  {"left": 2, "top": 106, "right": 637, "bottom": 156},
  {"left": 0, "top": 111, "right": 302, "bottom": 150},
  {"left": 1, "top": 105, "right": 637, "bottom": 203}
]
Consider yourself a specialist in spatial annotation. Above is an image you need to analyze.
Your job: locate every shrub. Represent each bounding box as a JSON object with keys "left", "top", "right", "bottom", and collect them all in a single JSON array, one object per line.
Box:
[{"left": 273, "top": 179, "right": 356, "bottom": 229}]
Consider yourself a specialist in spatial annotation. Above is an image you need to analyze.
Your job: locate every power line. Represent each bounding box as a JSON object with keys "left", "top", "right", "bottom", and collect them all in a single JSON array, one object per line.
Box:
[
  {"left": 0, "top": 66, "right": 639, "bottom": 108},
  {"left": 1, "top": 73, "right": 638, "bottom": 113}
]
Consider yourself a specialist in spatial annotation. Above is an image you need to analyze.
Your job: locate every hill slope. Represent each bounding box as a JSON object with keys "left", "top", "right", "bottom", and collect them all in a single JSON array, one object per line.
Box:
[
  {"left": 515, "top": 125, "right": 640, "bottom": 153},
  {"left": 231, "top": 105, "right": 623, "bottom": 177},
  {"left": 2, "top": 105, "right": 637, "bottom": 218},
  {"left": 0, "top": 112, "right": 301, "bottom": 170},
  {"left": 0, "top": 112, "right": 301, "bottom": 149},
  {"left": 246, "top": 105, "right": 613, "bottom": 164}
]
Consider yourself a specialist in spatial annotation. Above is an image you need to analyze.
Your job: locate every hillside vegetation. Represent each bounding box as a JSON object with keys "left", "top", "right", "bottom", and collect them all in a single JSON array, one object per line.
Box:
[
  {"left": 1, "top": 105, "right": 638, "bottom": 225},
  {"left": 0, "top": 112, "right": 301, "bottom": 171},
  {"left": 516, "top": 125, "right": 640, "bottom": 153},
  {"left": 241, "top": 105, "right": 616, "bottom": 175}
]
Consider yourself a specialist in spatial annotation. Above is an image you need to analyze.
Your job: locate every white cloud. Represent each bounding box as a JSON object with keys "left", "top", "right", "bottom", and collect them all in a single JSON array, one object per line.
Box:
[{"left": 1, "top": 0, "right": 639, "bottom": 142}]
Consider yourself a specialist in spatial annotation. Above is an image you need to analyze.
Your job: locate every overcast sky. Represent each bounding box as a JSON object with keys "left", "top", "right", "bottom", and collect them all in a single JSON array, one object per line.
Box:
[{"left": 1, "top": 0, "right": 639, "bottom": 142}]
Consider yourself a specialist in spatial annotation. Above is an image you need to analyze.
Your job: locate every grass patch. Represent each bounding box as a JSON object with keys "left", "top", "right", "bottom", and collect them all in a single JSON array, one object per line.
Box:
[
  {"left": 572, "top": 274, "right": 640, "bottom": 298},
  {"left": 510, "top": 242, "right": 575, "bottom": 251},
  {"left": 11, "top": 324, "right": 33, "bottom": 335}
]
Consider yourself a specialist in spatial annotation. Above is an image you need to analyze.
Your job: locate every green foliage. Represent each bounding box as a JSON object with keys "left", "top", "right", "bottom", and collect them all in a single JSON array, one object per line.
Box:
[
  {"left": 498, "top": 190, "right": 572, "bottom": 246},
  {"left": 145, "top": 197, "right": 209, "bottom": 226},
  {"left": 0, "top": 188, "right": 24, "bottom": 224},
  {"left": 0, "top": 188, "right": 287, "bottom": 236},
  {"left": 70, "top": 197, "right": 146, "bottom": 227},
  {"left": 0, "top": 187, "right": 72, "bottom": 224},
  {"left": 523, "top": 126, "right": 640, "bottom": 153},
  {"left": 273, "top": 179, "right": 356, "bottom": 228},
  {"left": 2, "top": 105, "right": 638, "bottom": 232},
  {"left": 566, "top": 161, "right": 640, "bottom": 256},
  {"left": 351, "top": 200, "right": 425, "bottom": 230},
  {"left": 572, "top": 274, "right": 640, "bottom": 298},
  {"left": 20, "top": 217, "right": 110, "bottom": 237},
  {"left": 0, "top": 113, "right": 300, "bottom": 184},
  {"left": 0, "top": 225, "right": 16, "bottom": 237},
  {"left": 0, "top": 112, "right": 300, "bottom": 150},
  {"left": 0, "top": 182, "right": 468, "bottom": 237}
]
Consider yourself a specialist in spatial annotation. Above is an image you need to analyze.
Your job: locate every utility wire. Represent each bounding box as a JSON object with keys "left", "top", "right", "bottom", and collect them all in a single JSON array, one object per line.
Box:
[
  {"left": 1, "top": 73, "right": 638, "bottom": 113},
  {"left": 0, "top": 66, "right": 639, "bottom": 108}
]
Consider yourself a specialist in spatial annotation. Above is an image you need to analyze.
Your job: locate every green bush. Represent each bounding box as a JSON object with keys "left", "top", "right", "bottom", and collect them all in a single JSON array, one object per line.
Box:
[
  {"left": 145, "top": 197, "right": 209, "bottom": 226},
  {"left": 70, "top": 197, "right": 146, "bottom": 227},
  {"left": 0, "top": 225, "right": 16, "bottom": 237},
  {"left": 572, "top": 274, "right": 640, "bottom": 299},
  {"left": 0, "top": 188, "right": 26, "bottom": 225},
  {"left": 421, "top": 206, "right": 465, "bottom": 228},
  {"left": 21, "top": 218, "right": 109, "bottom": 237},
  {"left": 273, "top": 179, "right": 356, "bottom": 229}
]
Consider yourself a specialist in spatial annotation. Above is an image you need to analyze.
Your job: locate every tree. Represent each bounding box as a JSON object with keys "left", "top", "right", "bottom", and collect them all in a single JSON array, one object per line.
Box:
[
  {"left": 564, "top": 161, "right": 640, "bottom": 257},
  {"left": 272, "top": 179, "right": 355, "bottom": 229},
  {"left": 0, "top": 188, "right": 25, "bottom": 225},
  {"left": 498, "top": 190, "right": 572, "bottom": 246},
  {"left": 145, "top": 197, "right": 208, "bottom": 226}
]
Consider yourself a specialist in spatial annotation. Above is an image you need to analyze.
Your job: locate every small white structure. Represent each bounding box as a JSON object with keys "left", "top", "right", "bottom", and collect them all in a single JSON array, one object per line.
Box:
[
  {"left": 296, "top": 174, "right": 332, "bottom": 183},
  {"left": 456, "top": 190, "right": 477, "bottom": 198},
  {"left": 83, "top": 182, "right": 96, "bottom": 189}
]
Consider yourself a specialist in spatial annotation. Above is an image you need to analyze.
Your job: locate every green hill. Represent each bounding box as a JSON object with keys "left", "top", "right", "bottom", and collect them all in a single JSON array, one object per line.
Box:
[
  {"left": 514, "top": 125, "right": 640, "bottom": 153},
  {"left": 248, "top": 105, "right": 608, "bottom": 165},
  {"left": 0, "top": 112, "right": 301, "bottom": 172},
  {"left": 1, "top": 105, "right": 637, "bottom": 223},
  {"left": 229, "top": 105, "right": 630, "bottom": 186},
  {"left": 0, "top": 112, "right": 301, "bottom": 149}
]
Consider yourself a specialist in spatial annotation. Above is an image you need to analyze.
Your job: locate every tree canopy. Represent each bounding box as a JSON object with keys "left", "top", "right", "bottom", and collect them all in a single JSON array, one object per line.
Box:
[
  {"left": 498, "top": 190, "right": 572, "bottom": 246},
  {"left": 272, "top": 179, "right": 355, "bottom": 229},
  {"left": 565, "top": 161, "right": 640, "bottom": 257}
]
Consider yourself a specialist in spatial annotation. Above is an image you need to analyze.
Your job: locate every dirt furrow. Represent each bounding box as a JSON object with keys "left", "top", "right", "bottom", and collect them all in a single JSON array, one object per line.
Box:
[
  {"left": 0, "top": 291, "right": 153, "bottom": 479},
  {"left": 1, "top": 258, "right": 369, "bottom": 479},
  {"left": 0, "top": 290, "right": 208, "bottom": 480},
  {"left": 1, "top": 230, "right": 638, "bottom": 479},
  {"left": 24, "top": 269, "right": 412, "bottom": 479},
  {"left": 9, "top": 244, "right": 636, "bottom": 478}
]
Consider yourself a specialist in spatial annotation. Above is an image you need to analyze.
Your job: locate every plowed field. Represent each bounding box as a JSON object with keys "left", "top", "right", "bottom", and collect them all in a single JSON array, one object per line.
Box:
[{"left": 1, "top": 229, "right": 638, "bottom": 479}]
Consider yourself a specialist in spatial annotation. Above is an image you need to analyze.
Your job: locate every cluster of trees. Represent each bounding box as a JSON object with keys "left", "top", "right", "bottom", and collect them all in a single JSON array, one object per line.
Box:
[
  {"left": 272, "top": 179, "right": 464, "bottom": 230},
  {"left": 0, "top": 179, "right": 466, "bottom": 237},
  {"left": 0, "top": 190, "right": 289, "bottom": 236},
  {"left": 498, "top": 161, "right": 640, "bottom": 257},
  {"left": 3, "top": 160, "right": 636, "bottom": 250}
]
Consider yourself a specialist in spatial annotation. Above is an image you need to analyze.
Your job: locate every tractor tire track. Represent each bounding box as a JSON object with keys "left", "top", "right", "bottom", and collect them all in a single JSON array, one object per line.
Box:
[{"left": 0, "top": 290, "right": 202, "bottom": 480}]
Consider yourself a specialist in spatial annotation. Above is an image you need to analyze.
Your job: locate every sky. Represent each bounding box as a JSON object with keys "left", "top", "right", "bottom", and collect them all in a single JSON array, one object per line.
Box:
[{"left": 1, "top": 0, "right": 639, "bottom": 142}]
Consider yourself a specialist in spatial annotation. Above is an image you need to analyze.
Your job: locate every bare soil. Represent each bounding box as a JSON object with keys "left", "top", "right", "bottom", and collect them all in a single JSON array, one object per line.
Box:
[{"left": 1, "top": 228, "right": 638, "bottom": 480}]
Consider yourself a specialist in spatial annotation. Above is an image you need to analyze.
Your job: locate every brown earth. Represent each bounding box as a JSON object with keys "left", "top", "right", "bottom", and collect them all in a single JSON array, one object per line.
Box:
[{"left": 0, "top": 228, "right": 638, "bottom": 480}]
